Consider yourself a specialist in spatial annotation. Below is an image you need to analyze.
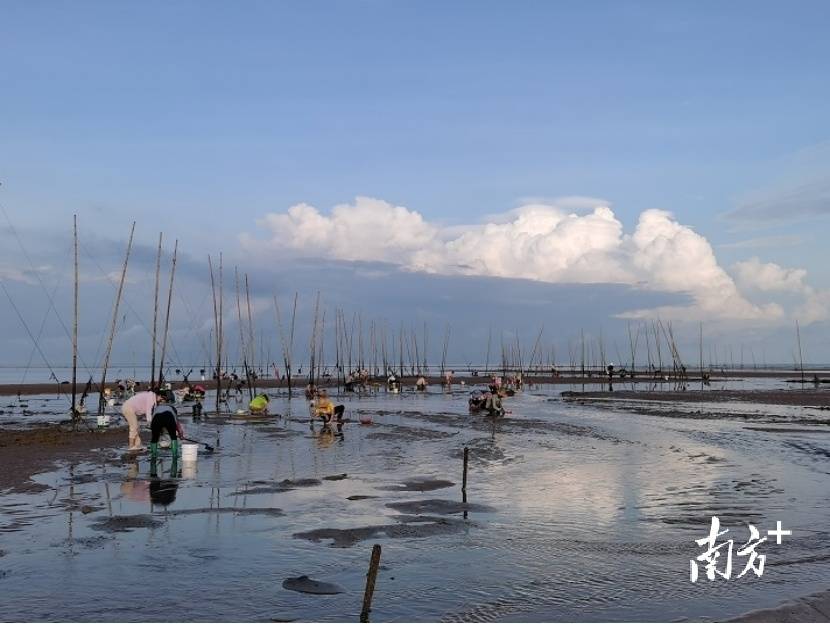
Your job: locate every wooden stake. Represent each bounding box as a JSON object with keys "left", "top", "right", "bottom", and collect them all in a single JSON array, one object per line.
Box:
[
  {"left": 462, "top": 446, "right": 469, "bottom": 493},
  {"left": 360, "top": 544, "right": 382, "bottom": 623}
]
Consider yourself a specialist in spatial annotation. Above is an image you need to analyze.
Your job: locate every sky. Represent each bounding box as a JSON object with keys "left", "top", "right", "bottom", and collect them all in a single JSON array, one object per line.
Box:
[{"left": 1, "top": 0, "right": 829, "bottom": 376}]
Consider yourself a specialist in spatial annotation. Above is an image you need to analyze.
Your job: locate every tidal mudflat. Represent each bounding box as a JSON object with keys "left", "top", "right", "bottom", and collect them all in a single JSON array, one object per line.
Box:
[{"left": 1, "top": 382, "right": 828, "bottom": 621}]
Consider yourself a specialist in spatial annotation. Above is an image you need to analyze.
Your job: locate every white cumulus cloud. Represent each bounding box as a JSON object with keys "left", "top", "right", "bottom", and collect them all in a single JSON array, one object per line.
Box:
[
  {"left": 240, "top": 196, "right": 803, "bottom": 322},
  {"left": 732, "top": 257, "right": 809, "bottom": 293}
]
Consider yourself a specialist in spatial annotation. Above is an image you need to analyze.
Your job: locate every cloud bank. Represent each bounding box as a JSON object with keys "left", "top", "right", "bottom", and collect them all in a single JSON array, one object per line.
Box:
[{"left": 240, "top": 196, "right": 825, "bottom": 323}]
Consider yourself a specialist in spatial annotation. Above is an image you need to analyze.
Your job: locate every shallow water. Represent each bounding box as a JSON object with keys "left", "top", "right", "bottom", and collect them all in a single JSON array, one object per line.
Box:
[{"left": 1, "top": 384, "right": 829, "bottom": 621}]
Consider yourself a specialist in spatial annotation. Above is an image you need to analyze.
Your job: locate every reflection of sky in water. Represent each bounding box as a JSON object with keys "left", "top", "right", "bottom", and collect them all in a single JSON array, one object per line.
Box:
[{"left": 1, "top": 385, "right": 829, "bottom": 621}]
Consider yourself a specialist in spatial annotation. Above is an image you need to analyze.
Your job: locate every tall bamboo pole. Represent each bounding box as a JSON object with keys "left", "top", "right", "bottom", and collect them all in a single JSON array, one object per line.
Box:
[
  {"left": 244, "top": 274, "right": 256, "bottom": 398},
  {"left": 150, "top": 232, "right": 163, "bottom": 389},
  {"left": 157, "top": 239, "right": 178, "bottom": 386},
  {"left": 796, "top": 320, "right": 805, "bottom": 385},
  {"left": 98, "top": 221, "right": 135, "bottom": 415},
  {"left": 71, "top": 215, "right": 79, "bottom": 420}
]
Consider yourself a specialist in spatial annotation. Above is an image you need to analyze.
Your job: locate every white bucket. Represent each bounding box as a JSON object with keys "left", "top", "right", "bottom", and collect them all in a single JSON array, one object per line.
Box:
[
  {"left": 96, "top": 414, "right": 110, "bottom": 427},
  {"left": 181, "top": 443, "right": 199, "bottom": 462},
  {"left": 182, "top": 463, "right": 197, "bottom": 479}
]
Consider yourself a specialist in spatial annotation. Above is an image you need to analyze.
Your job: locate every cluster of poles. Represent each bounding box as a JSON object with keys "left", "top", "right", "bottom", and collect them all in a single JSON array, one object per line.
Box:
[{"left": 1, "top": 216, "right": 816, "bottom": 426}]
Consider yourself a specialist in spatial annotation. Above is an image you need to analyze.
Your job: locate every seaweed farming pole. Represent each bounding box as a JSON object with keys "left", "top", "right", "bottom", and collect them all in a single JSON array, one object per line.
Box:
[
  {"left": 653, "top": 321, "right": 663, "bottom": 376},
  {"left": 97, "top": 222, "right": 135, "bottom": 415},
  {"left": 484, "top": 325, "right": 493, "bottom": 375},
  {"left": 157, "top": 239, "right": 178, "bottom": 386},
  {"left": 440, "top": 324, "right": 451, "bottom": 378},
  {"left": 273, "top": 293, "right": 294, "bottom": 395},
  {"left": 796, "top": 320, "right": 805, "bottom": 385},
  {"left": 288, "top": 292, "right": 297, "bottom": 393},
  {"left": 150, "top": 232, "right": 163, "bottom": 388},
  {"left": 234, "top": 268, "right": 250, "bottom": 398},
  {"left": 412, "top": 325, "right": 420, "bottom": 375},
  {"left": 423, "top": 322, "right": 428, "bottom": 377},
  {"left": 580, "top": 329, "right": 585, "bottom": 378},
  {"left": 398, "top": 321, "right": 404, "bottom": 378},
  {"left": 334, "top": 309, "right": 342, "bottom": 386},
  {"left": 71, "top": 215, "right": 79, "bottom": 419},
  {"left": 528, "top": 326, "right": 544, "bottom": 377},
  {"left": 244, "top": 274, "right": 257, "bottom": 398},
  {"left": 318, "top": 309, "right": 326, "bottom": 383},
  {"left": 308, "top": 292, "right": 321, "bottom": 387},
  {"left": 380, "top": 321, "right": 388, "bottom": 374},
  {"left": 208, "top": 254, "right": 223, "bottom": 413},
  {"left": 699, "top": 322, "right": 704, "bottom": 388}
]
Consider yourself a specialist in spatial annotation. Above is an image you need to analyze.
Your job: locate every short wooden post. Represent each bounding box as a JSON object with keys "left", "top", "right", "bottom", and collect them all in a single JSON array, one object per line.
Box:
[
  {"left": 462, "top": 446, "right": 469, "bottom": 493},
  {"left": 360, "top": 544, "right": 382, "bottom": 623}
]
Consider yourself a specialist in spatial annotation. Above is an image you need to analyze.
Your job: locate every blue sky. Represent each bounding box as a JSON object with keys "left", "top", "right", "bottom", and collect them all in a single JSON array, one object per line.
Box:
[{"left": 1, "top": 1, "right": 829, "bottom": 370}]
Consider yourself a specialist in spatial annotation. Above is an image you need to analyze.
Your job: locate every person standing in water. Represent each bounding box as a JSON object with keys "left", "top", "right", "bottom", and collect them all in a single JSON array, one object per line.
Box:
[{"left": 120, "top": 389, "right": 159, "bottom": 450}]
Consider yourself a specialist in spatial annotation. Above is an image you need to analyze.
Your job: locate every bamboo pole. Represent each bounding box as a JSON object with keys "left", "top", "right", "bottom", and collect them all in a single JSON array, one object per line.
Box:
[
  {"left": 71, "top": 215, "right": 79, "bottom": 420},
  {"left": 244, "top": 274, "right": 256, "bottom": 399},
  {"left": 796, "top": 320, "right": 805, "bottom": 385},
  {"left": 97, "top": 221, "right": 135, "bottom": 415},
  {"left": 157, "top": 239, "right": 177, "bottom": 386},
  {"left": 150, "top": 232, "right": 163, "bottom": 389},
  {"left": 208, "top": 254, "right": 224, "bottom": 413}
]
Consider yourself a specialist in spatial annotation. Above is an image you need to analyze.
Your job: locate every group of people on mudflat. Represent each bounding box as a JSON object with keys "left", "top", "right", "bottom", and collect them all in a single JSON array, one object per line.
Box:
[{"left": 115, "top": 368, "right": 516, "bottom": 455}]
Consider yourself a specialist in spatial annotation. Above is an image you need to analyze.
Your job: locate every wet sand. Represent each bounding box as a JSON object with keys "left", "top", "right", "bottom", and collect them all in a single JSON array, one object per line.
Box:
[
  {"left": 563, "top": 388, "right": 830, "bottom": 408},
  {"left": 1, "top": 383, "right": 829, "bottom": 621},
  {"left": 0, "top": 425, "right": 126, "bottom": 494},
  {"left": 731, "top": 587, "right": 830, "bottom": 621}
]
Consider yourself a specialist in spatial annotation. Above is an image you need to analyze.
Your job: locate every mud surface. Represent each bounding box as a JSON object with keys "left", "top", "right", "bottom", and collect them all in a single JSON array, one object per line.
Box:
[
  {"left": 1, "top": 382, "right": 829, "bottom": 622},
  {"left": 566, "top": 388, "right": 830, "bottom": 407},
  {"left": 0, "top": 425, "right": 126, "bottom": 494}
]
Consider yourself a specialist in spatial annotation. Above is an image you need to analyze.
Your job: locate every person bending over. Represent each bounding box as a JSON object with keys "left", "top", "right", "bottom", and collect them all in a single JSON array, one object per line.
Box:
[
  {"left": 149, "top": 391, "right": 185, "bottom": 459},
  {"left": 249, "top": 393, "right": 269, "bottom": 414},
  {"left": 121, "top": 389, "right": 159, "bottom": 450}
]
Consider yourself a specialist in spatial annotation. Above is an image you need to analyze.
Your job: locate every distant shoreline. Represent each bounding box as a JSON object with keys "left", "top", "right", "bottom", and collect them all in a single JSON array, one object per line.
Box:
[{"left": 0, "top": 369, "right": 825, "bottom": 397}]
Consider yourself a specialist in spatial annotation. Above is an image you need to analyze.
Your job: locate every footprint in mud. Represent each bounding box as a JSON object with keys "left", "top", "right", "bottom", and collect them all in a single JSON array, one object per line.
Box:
[
  {"left": 229, "top": 478, "right": 322, "bottom": 496},
  {"left": 366, "top": 424, "right": 457, "bottom": 442},
  {"left": 282, "top": 575, "right": 345, "bottom": 595},
  {"left": 90, "top": 515, "right": 164, "bottom": 533},
  {"left": 322, "top": 474, "right": 348, "bottom": 481},
  {"left": 51, "top": 535, "right": 115, "bottom": 551},
  {"left": 293, "top": 514, "right": 470, "bottom": 548},
  {"left": 167, "top": 507, "right": 284, "bottom": 518},
  {"left": 386, "top": 499, "right": 494, "bottom": 515},
  {"left": 453, "top": 438, "right": 519, "bottom": 466},
  {"left": 378, "top": 477, "right": 455, "bottom": 492}
]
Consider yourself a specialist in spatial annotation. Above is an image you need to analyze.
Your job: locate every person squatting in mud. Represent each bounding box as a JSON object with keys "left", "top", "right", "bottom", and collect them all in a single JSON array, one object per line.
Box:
[
  {"left": 149, "top": 390, "right": 185, "bottom": 459},
  {"left": 312, "top": 389, "right": 345, "bottom": 429}
]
